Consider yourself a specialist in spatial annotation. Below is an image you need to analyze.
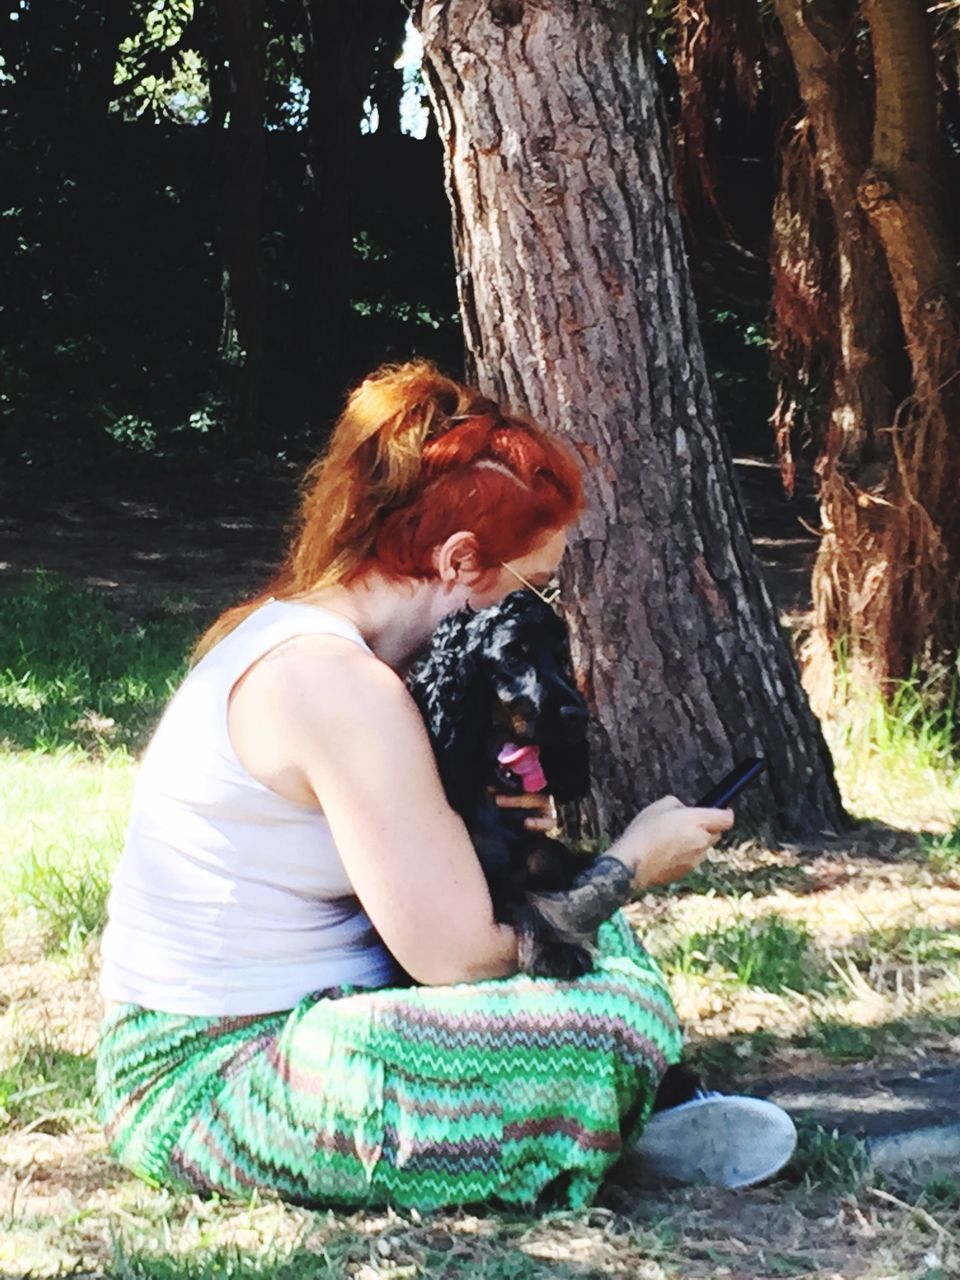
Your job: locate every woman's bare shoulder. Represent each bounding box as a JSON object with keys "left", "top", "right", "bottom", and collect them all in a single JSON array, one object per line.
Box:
[
  {"left": 229, "top": 629, "right": 423, "bottom": 786},
  {"left": 227, "top": 629, "right": 419, "bottom": 809},
  {"left": 235, "top": 629, "right": 399, "bottom": 700}
]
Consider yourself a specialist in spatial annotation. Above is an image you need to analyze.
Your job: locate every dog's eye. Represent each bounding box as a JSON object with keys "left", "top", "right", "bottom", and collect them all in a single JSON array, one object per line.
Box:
[{"left": 493, "top": 649, "right": 533, "bottom": 680}]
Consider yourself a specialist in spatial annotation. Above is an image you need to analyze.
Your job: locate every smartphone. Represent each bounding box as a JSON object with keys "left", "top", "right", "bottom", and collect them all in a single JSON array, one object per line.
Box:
[{"left": 696, "top": 757, "right": 766, "bottom": 808}]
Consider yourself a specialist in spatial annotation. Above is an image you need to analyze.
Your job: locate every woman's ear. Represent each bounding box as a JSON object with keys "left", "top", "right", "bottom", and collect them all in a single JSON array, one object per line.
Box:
[{"left": 435, "top": 531, "right": 483, "bottom": 590}]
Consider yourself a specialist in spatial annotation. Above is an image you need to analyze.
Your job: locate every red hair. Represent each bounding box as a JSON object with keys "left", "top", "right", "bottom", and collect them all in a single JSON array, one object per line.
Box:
[{"left": 195, "top": 360, "right": 584, "bottom": 659}]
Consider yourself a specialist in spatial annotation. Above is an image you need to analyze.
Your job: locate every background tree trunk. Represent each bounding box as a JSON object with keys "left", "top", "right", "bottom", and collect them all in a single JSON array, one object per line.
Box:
[
  {"left": 857, "top": 0, "right": 960, "bottom": 677},
  {"left": 775, "top": 0, "right": 960, "bottom": 698},
  {"left": 416, "top": 0, "right": 845, "bottom": 838},
  {"left": 212, "top": 0, "right": 267, "bottom": 450},
  {"left": 771, "top": 0, "right": 907, "bottom": 707}
]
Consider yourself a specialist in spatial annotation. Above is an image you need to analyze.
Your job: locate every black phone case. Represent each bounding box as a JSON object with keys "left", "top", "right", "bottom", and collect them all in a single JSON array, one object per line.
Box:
[{"left": 696, "top": 757, "right": 766, "bottom": 808}]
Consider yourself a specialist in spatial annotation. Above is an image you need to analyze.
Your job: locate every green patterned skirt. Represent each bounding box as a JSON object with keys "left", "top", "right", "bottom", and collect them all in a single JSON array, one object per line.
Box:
[{"left": 96, "top": 914, "right": 682, "bottom": 1210}]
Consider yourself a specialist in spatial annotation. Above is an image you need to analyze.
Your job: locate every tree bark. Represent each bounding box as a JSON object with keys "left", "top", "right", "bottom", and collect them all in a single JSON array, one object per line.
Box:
[
  {"left": 775, "top": 0, "right": 960, "bottom": 693},
  {"left": 212, "top": 0, "right": 267, "bottom": 449},
  {"left": 415, "top": 0, "right": 844, "bottom": 837},
  {"left": 860, "top": 0, "right": 957, "bottom": 327},
  {"left": 857, "top": 0, "right": 960, "bottom": 673},
  {"left": 771, "top": 0, "right": 908, "bottom": 703}
]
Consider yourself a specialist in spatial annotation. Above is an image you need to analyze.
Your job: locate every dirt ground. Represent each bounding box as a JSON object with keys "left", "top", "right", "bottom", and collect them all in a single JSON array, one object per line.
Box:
[
  {"left": 0, "top": 455, "right": 819, "bottom": 622},
  {"left": 0, "top": 462, "right": 297, "bottom": 614}
]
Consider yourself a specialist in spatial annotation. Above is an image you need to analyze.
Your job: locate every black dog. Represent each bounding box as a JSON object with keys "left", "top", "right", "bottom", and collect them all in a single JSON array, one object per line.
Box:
[{"left": 406, "top": 590, "right": 608, "bottom": 978}]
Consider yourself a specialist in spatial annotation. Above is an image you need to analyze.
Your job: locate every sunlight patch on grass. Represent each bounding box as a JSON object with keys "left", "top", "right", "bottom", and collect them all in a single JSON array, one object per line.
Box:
[
  {"left": 638, "top": 876, "right": 960, "bottom": 958},
  {"left": 670, "top": 959, "right": 960, "bottom": 1050},
  {"left": 823, "top": 672, "right": 960, "bottom": 832},
  {"left": 0, "top": 569, "right": 196, "bottom": 755},
  {"left": 1, "top": 747, "right": 133, "bottom": 949},
  {"left": 638, "top": 867, "right": 960, "bottom": 1046},
  {"left": 0, "top": 1186, "right": 685, "bottom": 1280},
  {"left": 664, "top": 913, "right": 825, "bottom": 995}
]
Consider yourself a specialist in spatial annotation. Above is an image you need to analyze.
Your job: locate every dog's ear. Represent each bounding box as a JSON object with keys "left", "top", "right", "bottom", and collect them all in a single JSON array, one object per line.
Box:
[
  {"left": 406, "top": 609, "right": 490, "bottom": 817},
  {"left": 519, "top": 597, "right": 591, "bottom": 801}
]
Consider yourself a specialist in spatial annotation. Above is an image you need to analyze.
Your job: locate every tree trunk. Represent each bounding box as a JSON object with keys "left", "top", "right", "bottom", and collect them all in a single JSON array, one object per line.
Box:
[
  {"left": 212, "top": 0, "right": 267, "bottom": 450},
  {"left": 778, "top": 0, "right": 957, "bottom": 701},
  {"left": 857, "top": 0, "right": 960, "bottom": 676},
  {"left": 415, "top": 0, "right": 844, "bottom": 838},
  {"left": 771, "top": 0, "right": 908, "bottom": 707}
]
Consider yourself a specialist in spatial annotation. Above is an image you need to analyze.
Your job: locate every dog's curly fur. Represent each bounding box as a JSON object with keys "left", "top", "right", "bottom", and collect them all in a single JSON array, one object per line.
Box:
[{"left": 406, "top": 590, "right": 600, "bottom": 978}]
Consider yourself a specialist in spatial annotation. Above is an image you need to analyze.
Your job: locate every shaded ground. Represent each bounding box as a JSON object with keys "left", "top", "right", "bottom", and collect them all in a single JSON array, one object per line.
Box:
[
  {"left": 757, "top": 1063, "right": 960, "bottom": 1140},
  {"left": 733, "top": 456, "right": 819, "bottom": 622},
  {"left": 0, "top": 464, "right": 297, "bottom": 615},
  {"left": 0, "top": 456, "right": 819, "bottom": 622}
]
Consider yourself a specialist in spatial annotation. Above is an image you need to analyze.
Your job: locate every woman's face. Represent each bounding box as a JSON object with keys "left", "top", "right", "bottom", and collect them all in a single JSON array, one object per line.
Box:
[{"left": 469, "top": 527, "right": 568, "bottom": 611}]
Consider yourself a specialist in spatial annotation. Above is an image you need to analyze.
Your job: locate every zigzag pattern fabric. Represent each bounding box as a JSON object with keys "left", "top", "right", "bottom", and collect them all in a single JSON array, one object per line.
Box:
[{"left": 96, "top": 914, "right": 682, "bottom": 1210}]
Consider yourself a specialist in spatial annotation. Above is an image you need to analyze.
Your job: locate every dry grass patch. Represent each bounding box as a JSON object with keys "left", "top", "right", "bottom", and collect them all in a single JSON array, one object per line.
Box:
[
  {"left": 2, "top": 861, "right": 959, "bottom": 1278},
  {"left": 633, "top": 839, "right": 960, "bottom": 1073}
]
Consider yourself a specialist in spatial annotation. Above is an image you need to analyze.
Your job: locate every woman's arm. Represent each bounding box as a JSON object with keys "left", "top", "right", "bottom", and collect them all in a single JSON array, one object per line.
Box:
[{"left": 230, "top": 634, "right": 518, "bottom": 986}]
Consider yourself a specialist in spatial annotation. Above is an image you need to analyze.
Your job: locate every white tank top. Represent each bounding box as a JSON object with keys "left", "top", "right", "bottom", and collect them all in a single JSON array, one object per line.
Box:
[{"left": 99, "top": 600, "right": 397, "bottom": 1015}]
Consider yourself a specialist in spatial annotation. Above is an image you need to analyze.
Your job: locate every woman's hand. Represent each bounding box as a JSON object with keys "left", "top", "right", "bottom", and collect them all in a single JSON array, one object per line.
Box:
[
  {"left": 608, "top": 795, "right": 734, "bottom": 889},
  {"left": 493, "top": 790, "right": 558, "bottom": 833}
]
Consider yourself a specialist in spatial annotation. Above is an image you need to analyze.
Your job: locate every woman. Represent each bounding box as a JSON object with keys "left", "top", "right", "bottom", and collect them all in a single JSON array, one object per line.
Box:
[{"left": 97, "top": 360, "right": 794, "bottom": 1209}]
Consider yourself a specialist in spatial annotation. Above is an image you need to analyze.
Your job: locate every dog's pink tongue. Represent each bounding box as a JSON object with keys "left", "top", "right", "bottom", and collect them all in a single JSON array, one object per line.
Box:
[{"left": 497, "top": 742, "right": 547, "bottom": 793}]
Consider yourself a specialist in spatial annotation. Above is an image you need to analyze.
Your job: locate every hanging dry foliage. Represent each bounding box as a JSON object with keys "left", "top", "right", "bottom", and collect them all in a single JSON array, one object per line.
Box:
[
  {"left": 769, "top": 116, "right": 836, "bottom": 496},
  {"left": 672, "top": 0, "right": 960, "bottom": 706},
  {"left": 673, "top": 0, "right": 765, "bottom": 228}
]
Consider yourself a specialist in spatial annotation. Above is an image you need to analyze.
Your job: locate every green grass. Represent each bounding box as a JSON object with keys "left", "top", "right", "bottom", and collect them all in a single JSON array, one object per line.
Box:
[
  {"left": 691, "top": 1012, "right": 960, "bottom": 1079},
  {"left": 0, "top": 1041, "right": 97, "bottom": 1134},
  {"left": 825, "top": 662, "right": 960, "bottom": 830},
  {"left": 103, "top": 1240, "right": 630, "bottom": 1280},
  {"left": 0, "top": 747, "right": 135, "bottom": 951},
  {"left": 804, "top": 1019, "right": 884, "bottom": 1063},
  {"left": 105, "top": 1246, "right": 330, "bottom": 1280},
  {"left": 915, "top": 827, "right": 960, "bottom": 874},
  {"left": 649, "top": 852, "right": 811, "bottom": 901},
  {"left": 786, "top": 1119, "right": 873, "bottom": 1193},
  {"left": 12, "top": 838, "right": 115, "bottom": 951},
  {"left": 0, "top": 571, "right": 196, "bottom": 950},
  {"left": 663, "top": 913, "right": 827, "bottom": 995},
  {"left": 921, "top": 1173, "right": 960, "bottom": 1211},
  {"left": 0, "top": 569, "right": 198, "bottom": 754},
  {"left": 864, "top": 924, "right": 960, "bottom": 968},
  {"left": 684, "top": 1030, "right": 779, "bottom": 1082}
]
